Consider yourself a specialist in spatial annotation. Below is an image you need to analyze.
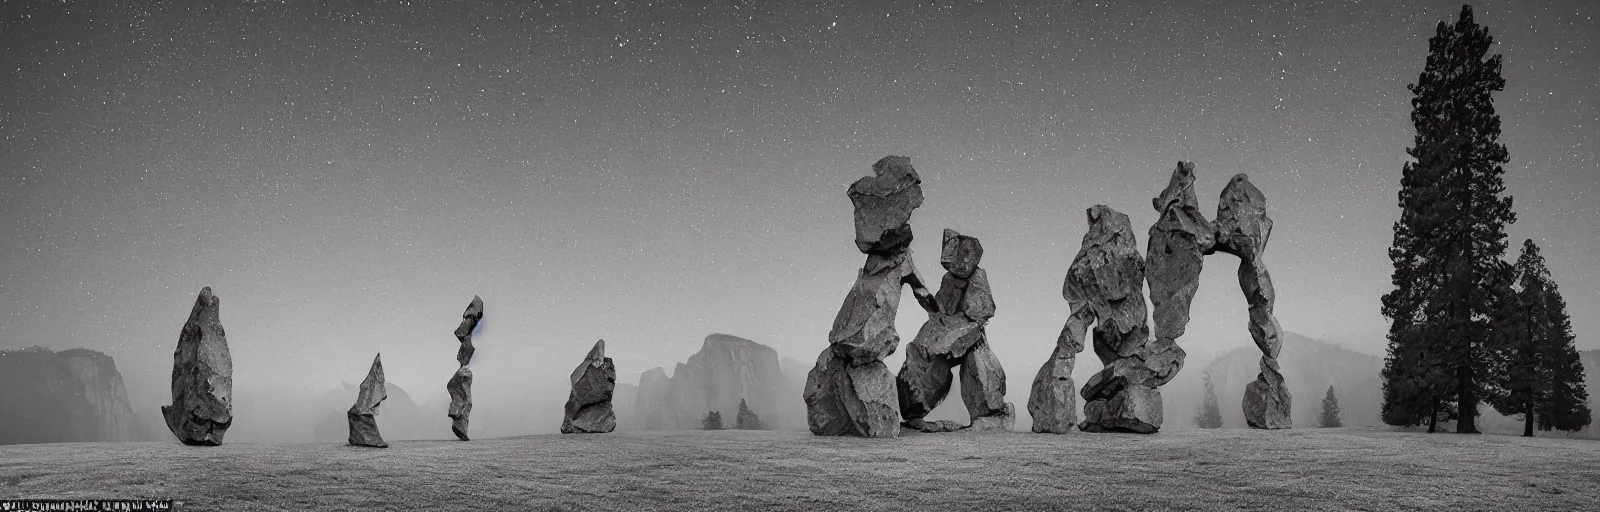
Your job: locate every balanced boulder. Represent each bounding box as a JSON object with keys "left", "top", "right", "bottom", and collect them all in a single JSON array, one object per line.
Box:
[
  {"left": 561, "top": 340, "right": 617, "bottom": 434},
  {"left": 445, "top": 296, "right": 482, "bottom": 440},
  {"left": 1211, "top": 174, "right": 1291, "bottom": 429},
  {"left": 161, "top": 287, "right": 233, "bottom": 446},
  {"left": 896, "top": 229, "right": 1011, "bottom": 432}
]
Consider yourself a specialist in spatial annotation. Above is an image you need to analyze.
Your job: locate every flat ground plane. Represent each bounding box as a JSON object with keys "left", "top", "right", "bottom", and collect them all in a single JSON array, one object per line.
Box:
[{"left": 2, "top": 428, "right": 1596, "bottom": 511}]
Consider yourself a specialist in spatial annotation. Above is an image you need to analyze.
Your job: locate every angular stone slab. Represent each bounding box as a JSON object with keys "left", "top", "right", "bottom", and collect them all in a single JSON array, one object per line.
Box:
[
  {"left": 162, "top": 287, "right": 233, "bottom": 446},
  {"left": 347, "top": 354, "right": 388, "bottom": 448},
  {"left": 895, "top": 340, "right": 956, "bottom": 423},
  {"left": 959, "top": 341, "right": 1008, "bottom": 421},
  {"left": 561, "top": 340, "right": 617, "bottom": 434},
  {"left": 848, "top": 155, "right": 924, "bottom": 255}
]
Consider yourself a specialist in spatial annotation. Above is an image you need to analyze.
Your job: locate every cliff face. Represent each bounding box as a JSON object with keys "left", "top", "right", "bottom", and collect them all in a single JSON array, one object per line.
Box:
[
  {"left": 638, "top": 334, "right": 788, "bottom": 430},
  {"left": 0, "top": 347, "right": 142, "bottom": 445}
]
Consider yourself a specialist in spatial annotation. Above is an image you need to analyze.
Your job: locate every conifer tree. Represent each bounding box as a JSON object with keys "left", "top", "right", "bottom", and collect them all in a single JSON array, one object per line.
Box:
[
  {"left": 1490, "top": 240, "right": 1591, "bottom": 435},
  {"left": 734, "top": 399, "right": 767, "bottom": 430},
  {"left": 1319, "top": 386, "right": 1343, "bottom": 428},
  {"left": 1381, "top": 4, "right": 1516, "bottom": 434},
  {"left": 1196, "top": 372, "right": 1223, "bottom": 429},
  {"left": 701, "top": 410, "right": 723, "bottom": 430}
]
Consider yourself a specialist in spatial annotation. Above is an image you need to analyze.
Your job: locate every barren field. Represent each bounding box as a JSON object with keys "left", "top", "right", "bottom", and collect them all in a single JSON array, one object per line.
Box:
[{"left": 2, "top": 428, "right": 1597, "bottom": 511}]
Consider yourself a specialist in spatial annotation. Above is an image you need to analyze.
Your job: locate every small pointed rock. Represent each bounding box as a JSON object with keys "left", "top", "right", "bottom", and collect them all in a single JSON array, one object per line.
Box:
[
  {"left": 347, "top": 354, "right": 388, "bottom": 448},
  {"left": 561, "top": 340, "right": 617, "bottom": 434},
  {"left": 162, "top": 287, "right": 233, "bottom": 446}
]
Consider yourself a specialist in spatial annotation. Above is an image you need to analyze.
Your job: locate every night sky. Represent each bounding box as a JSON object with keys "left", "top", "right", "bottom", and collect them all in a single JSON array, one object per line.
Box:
[{"left": 2, "top": 1, "right": 1596, "bottom": 412}]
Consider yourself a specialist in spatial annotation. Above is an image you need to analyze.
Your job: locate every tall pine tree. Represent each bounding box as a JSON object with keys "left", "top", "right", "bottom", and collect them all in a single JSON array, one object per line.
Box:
[
  {"left": 1381, "top": 4, "right": 1515, "bottom": 434},
  {"left": 1319, "top": 386, "right": 1343, "bottom": 428},
  {"left": 1490, "top": 240, "right": 1592, "bottom": 435},
  {"left": 1196, "top": 372, "right": 1223, "bottom": 429}
]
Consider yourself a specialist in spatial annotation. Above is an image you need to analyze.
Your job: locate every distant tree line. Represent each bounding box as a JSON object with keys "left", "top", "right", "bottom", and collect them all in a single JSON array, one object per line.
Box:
[{"left": 1381, "top": 5, "right": 1590, "bottom": 436}]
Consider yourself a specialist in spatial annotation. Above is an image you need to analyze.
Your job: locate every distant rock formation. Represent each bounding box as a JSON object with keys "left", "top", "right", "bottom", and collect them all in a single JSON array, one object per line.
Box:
[
  {"left": 805, "top": 156, "right": 939, "bottom": 438},
  {"left": 1063, "top": 206, "right": 1167, "bottom": 433},
  {"left": 1181, "top": 333, "right": 1377, "bottom": 429},
  {"left": 637, "top": 334, "right": 789, "bottom": 430},
  {"left": 0, "top": 347, "right": 143, "bottom": 445},
  {"left": 561, "top": 340, "right": 617, "bottom": 434},
  {"left": 897, "top": 229, "right": 1012, "bottom": 432},
  {"left": 162, "top": 287, "right": 233, "bottom": 446},
  {"left": 312, "top": 381, "right": 426, "bottom": 442},
  {"left": 447, "top": 296, "right": 482, "bottom": 440},
  {"left": 346, "top": 354, "right": 388, "bottom": 448},
  {"left": 1209, "top": 174, "right": 1291, "bottom": 429}
]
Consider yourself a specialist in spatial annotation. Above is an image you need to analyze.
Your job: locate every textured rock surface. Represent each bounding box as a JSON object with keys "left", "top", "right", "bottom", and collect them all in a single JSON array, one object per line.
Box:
[
  {"left": 1055, "top": 206, "right": 1165, "bottom": 433},
  {"left": 162, "top": 287, "right": 233, "bottom": 446},
  {"left": 454, "top": 296, "right": 483, "bottom": 367},
  {"left": 445, "top": 296, "right": 481, "bottom": 440},
  {"left": 446, "top": 367, "right": 472, "bottom": 440},
  {"left": 804, "top": 346, "right": 900, "bottom": 437},
  {"left": 808, "top": 156, "right": 936, "bottom": 437},
  {"left": 897, "top": 229, "right": 1006, "bottom": 432},
  {"left": 562, "top": 340, "right": 617, "bottom": 434},
  {"left": 1145, "top": 162, "right": 1210, "bottom": 385},
  {"left": 346, "top": 354, "right": 388, "bottom": 448},
  {"left": 0, "top": 347, "right": 144, "bottom": 445},
  {"left": 637, "top": 334, "right": 789, "bottom": 430},
  {"left": 1211, "top": 174, "right": 1291, "bottom": 429}
]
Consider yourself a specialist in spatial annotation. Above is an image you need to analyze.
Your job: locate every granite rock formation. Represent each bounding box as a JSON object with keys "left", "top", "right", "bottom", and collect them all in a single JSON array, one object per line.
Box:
[
  {"left": 162, "top": 287, "right": 234, "bottom": 446},
  {"left": 1210, "top": 174, "right": 1291, "bottom": 429},
  {"left": 897, "top": 229, "right": 1011, "bottom": 432},
  {"left": 637, "top": 334, "right": 788, "bottom": 430},
  {"left": 446, "top": 296, "right": 482, "bottom": 440},
  {"left": 1145, "top": 162, "right": 1210, "bottom": 385},
  {"left": 0, "top": 347, "right": 144, "bottom": 445},
  {"left": 805, "top": 156, "right": 938, "bottom": 438},
  {"left": 346, "top": 354, "right": 388, "bottom": 448},
  {"left": 561, "top": 340, "right": 617, "bottom": 434},
  {"left": 1061, "top": 206, "right": 1167, "bottom": 433}
]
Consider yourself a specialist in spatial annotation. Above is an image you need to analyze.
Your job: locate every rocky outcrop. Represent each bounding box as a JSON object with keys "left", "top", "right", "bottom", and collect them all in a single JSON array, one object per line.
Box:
[
  {"left": 1210, "top": 174, "right": 1291, "bottom": 429},
  {"left": 446, "top": 296, "right": 482, "bottom": 440},
  {"left": 1145, "top": 162, "right": 1209, "bottom": 384},
  {"left": 346, "top": 354, "right": 388, "bottom": 448},
  {"left": 162, "top": 287, "right": 233, "bottom": 446},
  {"left": 637, "top": 334, "right": 789, "bottom": 430},
  {"left": 1058, "top": 206, "right": 1166, "bottom": 434},
  {"left": 897, "top": 229, "right": 1011, "bottom": 432},
  {"left": 561, "top": 340, "right": 616, "bottom": 434},
  {"left": 0, "top": 347, "right": 143, "bottom": 445},
  {"left": 805, "top": 156, "right": 938, "bottom": 438}
]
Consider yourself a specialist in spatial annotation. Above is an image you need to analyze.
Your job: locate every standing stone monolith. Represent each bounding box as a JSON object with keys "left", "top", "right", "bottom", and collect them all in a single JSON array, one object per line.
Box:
[
  {"left": 805, "top": 155, "right": 938, "bottom": 438},
  {"left": 1210, "top": 174, "right": 1291, "bottom": 429},
  {"left": 161, "top": 287, "right": 233, "bottom": 446},
  {"left": 1143, "top": 162, "right": 1210, "bottom": 386},
  {"left": 561, "top": 339, "right": 617, "bottom": 434},
  {"left": 446, "top": 296, "right": 482, "bottom": 440},
  {"left": 896, "top": 229, "right": 1012, "bottom": 432},
  {"left": 347, "top": 353, "right": 388, "bottom": 448},
  {"left": 1069, "top": 206, "right": 1167, "bottom": 433}
]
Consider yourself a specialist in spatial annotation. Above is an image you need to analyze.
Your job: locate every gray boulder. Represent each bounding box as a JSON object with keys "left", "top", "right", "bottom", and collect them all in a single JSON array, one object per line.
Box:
[
  {"left": 897, "top": 229, "right": 1010, "bottom": 432},
  {"left": 346, "top": 354, "right": 388, "bottom": 448},
  {"left": 161, "top": 287, "right": 233, "bottom": 446},
  {"left": 804, "top": 345, "right": 900, "bottom": 437},
  {"left": 561, "top": 340, "right": 616, "bottom": 434},
  {"left": 446, "top": 367, "right": 473, "bottom": 440}
]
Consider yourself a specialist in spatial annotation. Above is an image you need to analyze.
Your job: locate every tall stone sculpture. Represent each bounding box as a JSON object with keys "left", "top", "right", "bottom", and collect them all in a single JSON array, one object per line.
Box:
[
  {"left": 896, "top": 229, "right": 1012, "bottom": 432},
  {"left": 1143, "top": 161, "right": 1210, "bottom": 396},
  {"left": 805, "top": 155, "right": 938, "bottom": 438},
  {"left": 446, "top": 296, "right": 482, "bottom": 440},
  {"left": 162, "top": 287, "right": 233, "bottom": 446},
  {"left": 561, "top": 339, "right": 617, "bottom": 434},
  {"left": 347, "top": 353, "right": 388, "bottom": 448},
  {"left": 1072, "top": 206, "right": 1173, "bottom": 433},
  {"left": 1210, "top": 174, "right": 1291, "bottom": 429}
]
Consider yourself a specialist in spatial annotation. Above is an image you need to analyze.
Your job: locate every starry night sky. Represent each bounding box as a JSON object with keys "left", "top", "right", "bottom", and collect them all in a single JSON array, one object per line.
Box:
[{"left": 2, "top": 1, "right": 1596, "bottom": 412}]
